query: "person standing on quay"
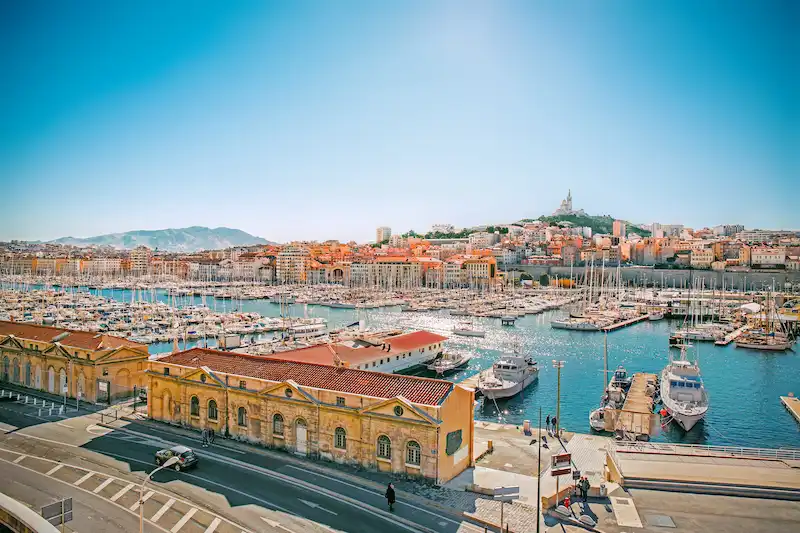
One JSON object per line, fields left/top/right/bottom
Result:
{"left": 546, "top": 414, "right": 551, "bottom": 434}
{"left": 385, "top": 483, "right": 396, "bottom": 512}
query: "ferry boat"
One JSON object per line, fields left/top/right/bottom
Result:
{"left": 660, "top": 344, "right": 709, "bottom": 431}
{"left": 477, "top": 354, "right": 539, "bottom": 400}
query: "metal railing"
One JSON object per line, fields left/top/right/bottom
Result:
{"left": 614, "top": 440, "right": 800, "bottom": 461}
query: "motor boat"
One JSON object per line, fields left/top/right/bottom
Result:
{"left": 477, "top": 354, "right": 539, "bottom": 400}
{"left": 426, "top": 352, "right": 472, "bottom": 376}
{"left": 660, "top": 344, "right": 709, "bottom": 431}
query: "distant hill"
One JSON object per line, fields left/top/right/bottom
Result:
{"left": 520, "top": 214, "right": 651, "bottom": 237}
{"left": 47, "top": 227, "right": 273, "bottom": 252}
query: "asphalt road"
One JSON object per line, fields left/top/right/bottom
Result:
{"left": 0, "top": 394, "right": 481, "bottom": 533}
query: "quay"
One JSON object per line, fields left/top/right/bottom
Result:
{"left": 781, "top": 395, "right": 800, "bottom": 424}
{"left": 715, "top": 325, "right": 749, "bottom": 346}
{"left": 609, "top": 372, "right": 658, "bottom": 438}
{"left": 601, "top": 313, "right": 650, "bottom": 332}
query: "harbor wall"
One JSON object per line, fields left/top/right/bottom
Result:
{"left": 504, "top": 265, "right": 800, "bottom": 291}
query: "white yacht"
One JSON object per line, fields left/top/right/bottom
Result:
{"left": 453, "top": 322, "right": 486, "bottom": 337}
{"left": 660, "top": 345, "right": 709, "bottom": 431}
{"left": 648, "top": 312, "right": 665, "bottom": 321}
{"left": 477, "top": 355, "right": 539, "bottom": 400}
{"left": 551, "top": 318, "right": 601, "bottom": 331}
{"left": 427, "top": 352, "right": 472, "bottom": 376}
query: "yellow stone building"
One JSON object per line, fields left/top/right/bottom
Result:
{"left": 0, "top": 321, "right": 149, "bottom": 403}
{"left": 147, "top": 348, "right": 475, "bottom": 483}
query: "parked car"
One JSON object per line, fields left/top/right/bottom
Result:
{"left": 154, "top": 445, "right": 198, "bottom": 471}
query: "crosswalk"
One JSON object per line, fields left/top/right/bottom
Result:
{"left": 0, "top": 446, "right": 255, "bottom": 533}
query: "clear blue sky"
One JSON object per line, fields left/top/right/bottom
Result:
{"left": 1, "top": 0, "right": 797, "bottom": 243}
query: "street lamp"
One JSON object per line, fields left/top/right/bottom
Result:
{"left": 140, "top": 456, "right": 179, "bottom": 533}
{"left": 552, "top": 360, "right": 565, "bottom": 436}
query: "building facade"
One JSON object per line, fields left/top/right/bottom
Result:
{"left": 0, "top": 322, "right": 149, "bottom": 403}
{"left": 130, "top": 246, "right": 152, "bottom": 275}
{"left": 147, "top": 348, "right": 474, "bottom": 484}
{"left": 376, "top": 227, "right": 392, "bottom": 244}
{"left": 276, "top": 246, "right": 311, "bottom": 284}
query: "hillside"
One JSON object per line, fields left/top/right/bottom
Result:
{"left": 522, "top": 214, "right": 651, "bottom": 237}
{"left": 48, "top": 226, "right": 273, "bottom": 252}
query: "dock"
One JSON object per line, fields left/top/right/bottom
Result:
{"left": 602, "top": 314, "right": 650, "bottom": 332}
{"left": 459, "top": 372, "right": 483, "bottom": 392}
{"left": 607, "top": 373, "right": 659, "bottom": 438}
{"left": 781, "top": 395, "right": 800, "bottom": 424}
{"left": 715, "top": 325, "right": 749, "bottom": 346}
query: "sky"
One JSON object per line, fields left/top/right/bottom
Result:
{"left": 1, "top": 0, "right": 797, "bottom": 243}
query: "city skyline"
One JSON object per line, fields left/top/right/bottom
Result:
{"left": 2, "top": 1, "right": 797, "bottom": 243}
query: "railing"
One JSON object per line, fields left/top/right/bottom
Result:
{"left": 614, "top": 441, "right": 800, "bottom": 461}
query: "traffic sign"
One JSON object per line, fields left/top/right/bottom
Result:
{"left": 572, "top": 470, "right": 582, "bottom": 480}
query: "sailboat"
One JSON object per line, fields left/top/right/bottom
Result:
{"left": 660, "top": 343, "right": 709, "bottom": 431}
{"left": 589, "top": 333, "right": 629, "bottom": 431}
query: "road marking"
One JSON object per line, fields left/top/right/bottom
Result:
{"left": 86, "top": 424, "right": 113, "bottom": 436}
{"left": 93, "top": 477, "right": 114, "bottom": 493}
{"left": 130, "top": 490, "right": 155, "bottom": 511}
{"left": 14, "top": 432, "right": 79, "bottom": 448}
{"left": 283, "top": 464, "right": 463, "bottom": 526}
{"left": 110, "top": 482, "right": 135, "bottom": 502}
{"left": 74, "top": 471, "right": 94, "bottom": 486}
{"left": 12, "top": 454, "right": 26, "bottom": 464}
{"left": 56, "top": 422, "right": 73, "bottom": 429}
{"left": 260, "top": 517, "right": 297, "bottom": 532}
{"left": 170, "top": 507, "right": 197, "bottom": 532}
{"left": 46, "top": 464, "right": 63, "bottom": 475}
{"left": 299, "top": 499, "right": 337, "bottom": 515}
{"left": 151, "top": 498, "right": 175, "bottom": 522}
{"left": 203, "top": 517, "right": 221, "bottom": 533}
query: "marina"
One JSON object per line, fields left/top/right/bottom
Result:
{"left": 0, "top": 279, "right": 798, "bottom": 449}
{"left": 782, "top": 395, "right": 800, "bottom": 425}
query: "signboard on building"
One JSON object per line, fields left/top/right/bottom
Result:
{"left": 551, "top": 452, "right": 572, "bottom": 476}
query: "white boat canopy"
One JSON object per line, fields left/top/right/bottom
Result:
{"left": 739, "top": 302, "right": 761, "bottom": 314}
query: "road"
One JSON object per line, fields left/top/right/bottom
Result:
{"left": 0, "top": 393, "right": 482, "bottom": 533}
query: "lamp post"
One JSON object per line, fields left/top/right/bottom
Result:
{"left": 140, "top": 456, "right": 179, "bottom": 533}
{"left": 552, "top": 360, "right": 565, "bottom": 436}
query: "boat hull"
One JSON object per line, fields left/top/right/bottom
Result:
{"left": 453, "top": 330, "right": 485, "bottom": 337}
{"left": 735, "top": 341, "right": 792, "bottom": 351}
{"left": 481, "top": 372, "right": 538, "bottom": 400}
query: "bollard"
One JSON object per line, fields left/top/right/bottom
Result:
{"left": 49, "top": 407, "right": 53, "bottom": 416}
{"left": 59, "top": 406, "right": 64, "bottom": 415}
{"left": 24, "top": 396, "right": 29, "bottom": 404}
{"left": 38, "top": 409, "right": 42, "bottom": 417}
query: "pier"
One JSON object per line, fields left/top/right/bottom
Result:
{"left": 781, "top": 395, "right": 800, "bottom": 425}
{"left": 715, "top": 325, "right": 749, "bottom": 346}
{"left": 607, "top": 372, "right": 658, "bottom": 438}
{"left": 459, "top": 373, "right": 483, "bottom": 393}
{"left": 601, "top": 314, "right": 650, "bottom": 332}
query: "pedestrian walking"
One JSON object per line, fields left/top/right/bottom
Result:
{"left": 580, "top": 477, "right": 589, "bottom": 502}
{"left": 552, "top": 416, "right": 558, "bottom": 435}
{"left": 546, "top": 414, "right": 551, "bottom": 432}
{"left": 209, "top": 427, "right": 215, "bottom": 445}
{"left": 385, "top": 483, "right": 396, "bottom": 512}
{"left": 201, "top": 428, "right": 208, "bottom": 448}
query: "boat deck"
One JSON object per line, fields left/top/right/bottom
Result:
{"left": 781, "top": 395, "right": 800, "bottom": 425}
{"left": 459, "top": 372, "right": 484, "bottom": 392}
{"left": 715, "top": 325, "right": 749, "bottom": 346}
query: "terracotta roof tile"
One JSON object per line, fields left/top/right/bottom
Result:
{"left": 0, "top": 321, "right": 147, "bottom": 352}
{"left": 159, "top": 348, "right": 453, "bottom": 405}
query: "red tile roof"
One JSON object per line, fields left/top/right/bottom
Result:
{"left": 159, "top": 347, "right": 454, "bottom": 405}
{"left": 0, "top": 321, "right": 147, "bottom": 352}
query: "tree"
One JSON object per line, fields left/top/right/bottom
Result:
{"left": 539, "top": 274, "right": 550, "bottom": 286}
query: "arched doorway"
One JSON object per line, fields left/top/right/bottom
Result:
{"left": 12, "top": 358, "right": 20, "bottom": 383}
{"left": 115, "top": 368, "right": 131, "bottom": 400}
{"left": 295, "top": 418, "right": 308, "bottom": 455}
{"left": 47, "top": 367, "right": 55, "bottom": 393}
{"left": 24, "top": 362, "right": 31, "bottom": 387}
{"left": 1, "top": 356, "right": 8, "bottom": 381}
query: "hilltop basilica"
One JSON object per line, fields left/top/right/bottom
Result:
{"left": 552, "top": 190, "right": 586, "bottom": 216}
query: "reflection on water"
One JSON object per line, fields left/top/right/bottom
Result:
{"left": 24, "top": 287, "right": 800, "bottom": 448}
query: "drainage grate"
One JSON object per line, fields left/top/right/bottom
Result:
{"left": 645, "top": 514, "right": 676, "bottom": 528}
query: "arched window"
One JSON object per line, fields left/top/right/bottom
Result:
{"left": 12, "top": 358, "right": 20, "bottom": 383}
{"left": 377, "top": 435, "right": 391, "bottom": 459}
{"left": 273, "top": 413, "right": 284, "bottom": 435}
{"left": 24, "top": 362, "right": 31, "bottom": 387}
{"left": 334, "top": 427, "right": 346, "bottom": 450}
{"left": 190, "top": 396, "right": 200, "bottom": 417}
{"left": 1, "top": 356, "right": 8, "bottom": 381}
{"left": 237, "top": 407, "right": 247, "bottom": 427}
{"left": 208, "top": 399, "right": 219, "bottom": 421}
{"left": 406, "top": 440, "right": 421, "bottom": 466}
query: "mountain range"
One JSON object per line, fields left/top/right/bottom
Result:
{"left": 47, "top": 227, "right": 273, "bottom": 252}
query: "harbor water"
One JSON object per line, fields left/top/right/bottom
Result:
{"left": 16, "top": 286, "right": 800, "bottom": 449}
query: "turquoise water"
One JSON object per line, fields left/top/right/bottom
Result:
{"left": 13, "top": 286, "right": 800, "bottom": 449}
